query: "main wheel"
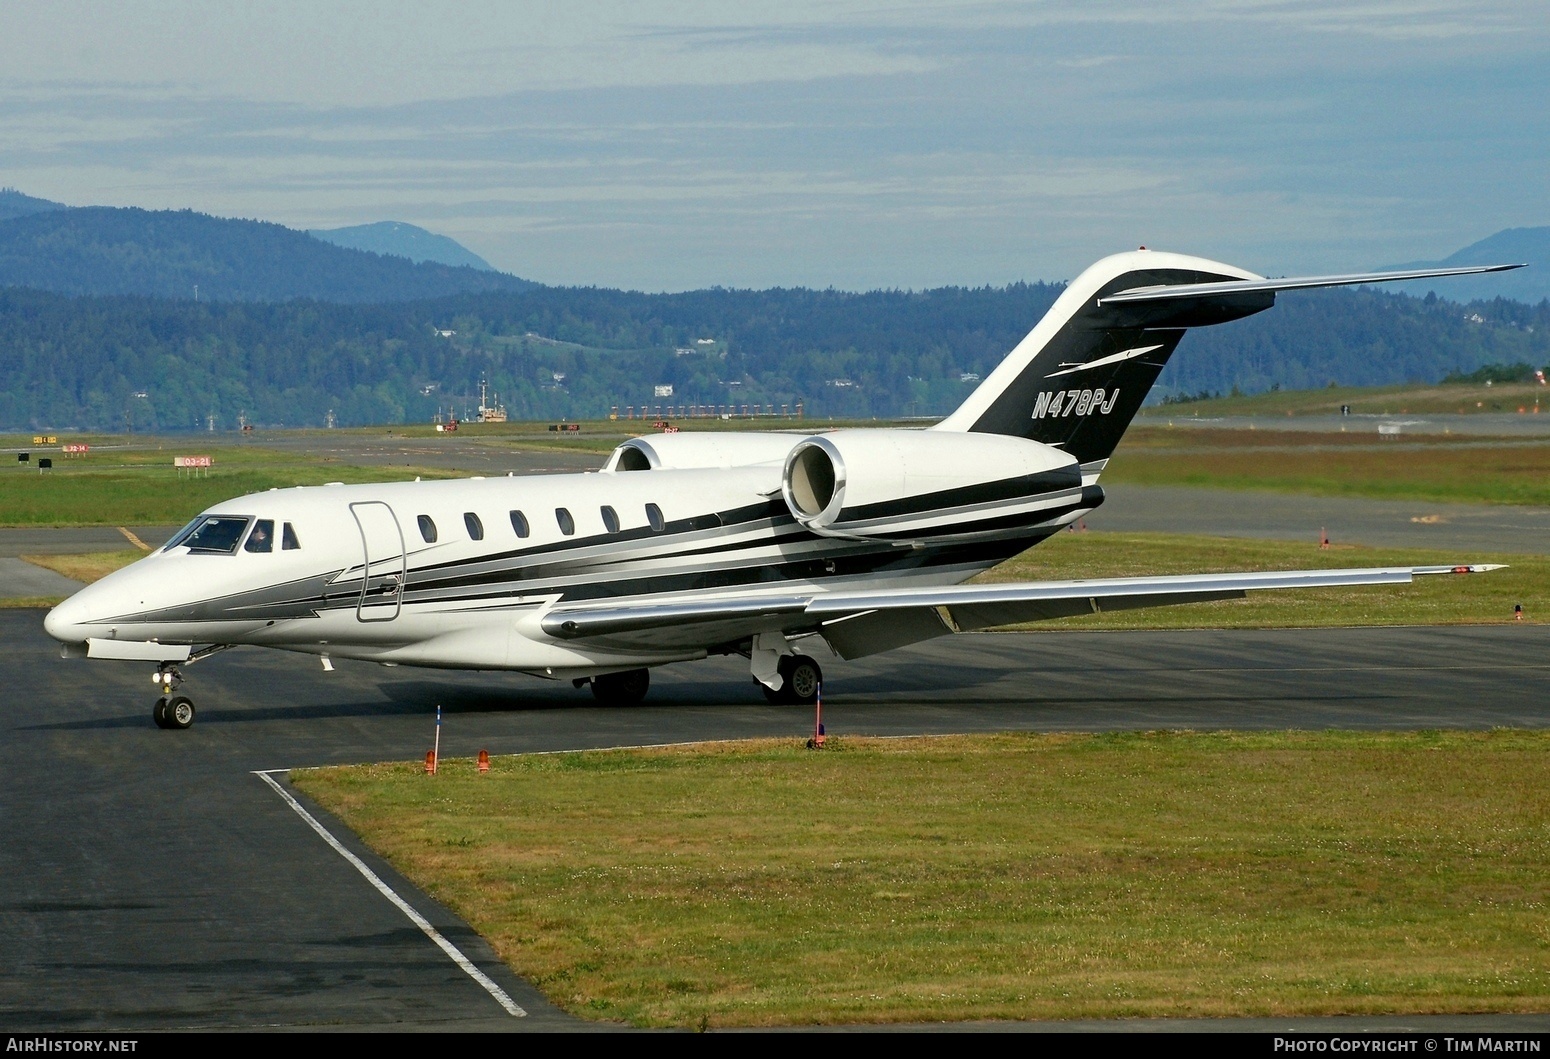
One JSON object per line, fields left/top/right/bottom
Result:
{"left": 780, "top": 655, "right": 822, "bottom": 706}
{"left": 164, "top": 695, "right": 196, "bottom": 729}
{"left": 590, "top": 668, "right": 650, "bottom": 705}
{"left": 760, "top": 655, "right": 822, "bottom": 706}
{"left": 152, "top": 697, "right": 170, "bottom": 729}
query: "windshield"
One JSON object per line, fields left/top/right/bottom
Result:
{"left": 181, "top": 516, "right": 252, "bottom": 555}
{"left": 162, "top": 517, "right": 204, "bottom": 552}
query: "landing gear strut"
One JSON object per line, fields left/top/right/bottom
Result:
{"left": 151, "top": 666, "right": 196, "bottom": 729}
{"left": 590, "top": 668, "right": 651, "bottom": 705}
{"left": 759, "top": 654, "right": 822, "bottom": 706}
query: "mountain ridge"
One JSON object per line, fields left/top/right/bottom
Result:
{"left": 0, "top": 203, "right": 533, "bottom": 303}
{"left": 1383, "top": 227, "right": 1549, "bottom": 303}
{"left": 308, "top": 220, "right": 494, "bottom": 271}
{"left": 0, "top": 188, "right": 67, "bottom": 222}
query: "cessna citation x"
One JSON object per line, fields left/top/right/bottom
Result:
{"left": 44, "top": 250, "right": 1520, "bottom": 728}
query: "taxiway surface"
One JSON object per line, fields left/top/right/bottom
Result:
{"left": 7, "top": 610, "right": 1550, "bottom": 1031}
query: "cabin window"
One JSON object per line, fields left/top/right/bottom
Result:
{"left": 510, "top": 510, "right": 530, "bottom": 538}
{"left": 601, "top": 505, "right": 620, "bottom": 533}
{"left": 243, "top": 519, "right": 275, "bottom": 553}
{"left": 282, "top": 522, "right": 301, "bottom": 550}
{"left": 646, "top": 503, "right": 665, "bottom": 533}
{"left": 418, "top": 514, "right": 438, "bottom": 543}
{"left": 555, "top": 507, "right": 575, "bottom": 536}
{"left": 182, "top": 516, "right": 251, "bottom": 555}
{"left": 464, "top": 512, "right": 484, "bottom": 541}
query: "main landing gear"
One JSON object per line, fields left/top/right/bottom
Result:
{"left": 151, "top": 666, "right": 195, "bottom": 730}
{"left": 589, "top": 668, "right": 651, "bottom": 706}
{"left": 760, "top": 654, "right": 822, "bottom": 706}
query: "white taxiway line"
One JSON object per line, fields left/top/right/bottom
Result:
{"left": 253, "top": 768, "right": 527, "bottom": 1018}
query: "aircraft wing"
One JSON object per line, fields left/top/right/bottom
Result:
{"left": 541, "top": 564, "right": 1502, "bottom": 657}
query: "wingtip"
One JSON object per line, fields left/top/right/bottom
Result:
{"left": 1413, "top": 563, "right": 1508, "bottom": 575}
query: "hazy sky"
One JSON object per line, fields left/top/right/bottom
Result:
{"left": 1, "top": 1, "right": 1546, "bottom": 289}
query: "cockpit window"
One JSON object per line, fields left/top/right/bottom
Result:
{"left": 162, "top": 517, "right": 204, "bottom": 552}
{"left": 243, "top": 519, "right": 275, "bottom": 553}
{"left": 182, "top": 516, "right": 251, "bottom": 555}
{"left": 282, "top": 522, "right": 301, "bottom": 550}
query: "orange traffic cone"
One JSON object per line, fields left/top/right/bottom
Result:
{"left": 425, "top": 749, "right": 437, "bottom": 774}
{"left": 478, "top": 749, "right": 490, "bottom": 774}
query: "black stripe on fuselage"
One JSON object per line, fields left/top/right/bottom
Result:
{"left": 836, "top": 468, "right": 1081, "bottom": 523}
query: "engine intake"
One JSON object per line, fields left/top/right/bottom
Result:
{"left": 781, "top": 429, "right": 1087, "bottom": 541}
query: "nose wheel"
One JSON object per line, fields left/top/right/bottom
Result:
{"left": 151, "top": 667, "right": 196, "bottom": 729}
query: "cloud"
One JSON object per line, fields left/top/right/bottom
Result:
{"left": 0, "top": 2, "right": 1546, "bottom": 288}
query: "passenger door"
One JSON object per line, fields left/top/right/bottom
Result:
{"left": 349, "top": 501, "right": 406, "bottom": 623}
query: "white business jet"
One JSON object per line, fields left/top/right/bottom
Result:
{"left": 44, "top": 250, "right": 1519, "bottom": 728}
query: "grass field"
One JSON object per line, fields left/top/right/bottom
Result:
{"left": 21, "top": 549, "right": 145, "bottom": 584}
{"left": 1139, "top": 381, "right": 1550, "bottom": 418}
{"left": 292, "top": 730, "right": 1550, "bottom": 1028}
{"left": 10, "top": 413, "right": 1550, "bottom": 527}
{"left": 1107, "top": 426, "right": 1550, "bottom": 507}
{"left": 0, "top": 444, "right": 455, "bottom": 526}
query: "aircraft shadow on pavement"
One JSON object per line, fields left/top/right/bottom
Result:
{"left": 20, "top": 677, "right": 1400, "bottom": 731}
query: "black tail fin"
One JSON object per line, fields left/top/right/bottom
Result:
{"left": 934, "top": 250, "right": 1271, "bottom": 467}
{"left": 936, "top": 251, "right": 1524, "bottom": 469}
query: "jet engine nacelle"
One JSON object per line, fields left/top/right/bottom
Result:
{"left": 781, "top": 429, "right": 1085, "bottom": 541}
{"left": 605, "top": 431, "right": 809, "bottom": 472}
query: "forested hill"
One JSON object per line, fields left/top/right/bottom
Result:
{"left": 0, "top": 206, "right": 535, "bottom": 303}
{"left": 0, "top": 188, "right": 66, "bottom": 222}
{"left": 3, "top": 281, "right": 1548, "bottom": 431}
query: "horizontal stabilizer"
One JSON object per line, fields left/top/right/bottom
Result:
{"left": 1098, "top": 263, "right": 1524, "bottom": 305}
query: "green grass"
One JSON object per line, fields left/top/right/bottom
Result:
{"left": 293, "top": 730, "right": 1550, "bottom": 1027}
{"left": 1107, "top": 426, "right": 1550, "bottom": 506}
{"left": 1139, "top": 381, "right": 1550, "bottom": 418}
{"left": 0, "top": 445, "right": 455, "bottom": 526}
{"left": 20, "top": 549, "right": 144, "bottom": 584}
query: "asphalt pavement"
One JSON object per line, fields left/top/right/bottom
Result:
{"left": 7, "top": 610, "right": 1550, "bottom": 1031}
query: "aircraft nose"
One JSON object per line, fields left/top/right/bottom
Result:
{"left": 44, "top": 592, "right": 90, "bottom": 644}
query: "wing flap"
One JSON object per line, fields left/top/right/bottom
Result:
{"left": 541, "top": 595, "right": 810, "bottom": 640}
{"left": 944, "top": 589, "right": 1247, "bottom": 633}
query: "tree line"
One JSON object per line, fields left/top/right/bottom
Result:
{"left": 2, "top": 282, "right": 1547, "bottom": 431}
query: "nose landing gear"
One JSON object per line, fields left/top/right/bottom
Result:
{"left": 145, "top": 645, "right": 231, "bottom": 730}
{"left": 151, "top": 666, "right": 196, "bottom": 729}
